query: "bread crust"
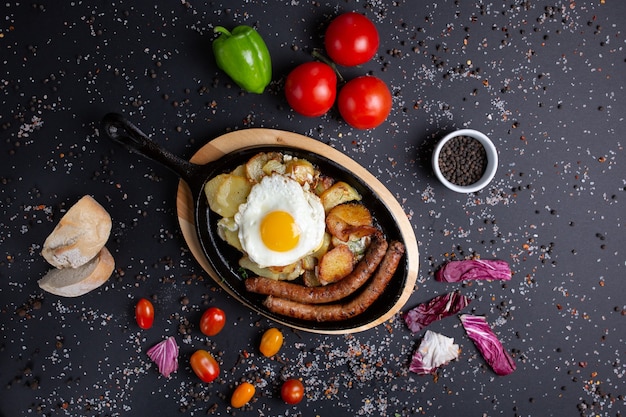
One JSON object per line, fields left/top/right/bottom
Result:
{"left": 42, "top": 195, "right": 112, "bottom": 268}
{"left": 38, "top": 247, "right": 115, "bottom": 297}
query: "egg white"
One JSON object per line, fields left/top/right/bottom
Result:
{"left": 234, "top": 174, "right": 325, "bottom": 268}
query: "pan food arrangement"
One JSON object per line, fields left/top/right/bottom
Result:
{"left": 5, "top": 2, "right": 626, "bottom": 416}
{"left": 102, "top": 114, "right": 419, "bottom": 334}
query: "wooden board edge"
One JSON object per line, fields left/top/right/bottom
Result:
{"left": 175, "top": 128, "right": 420, "bottom": 334}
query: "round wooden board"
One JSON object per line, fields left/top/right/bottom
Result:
{"left": 176, "top": 128, "right": 419, "bottom": 334}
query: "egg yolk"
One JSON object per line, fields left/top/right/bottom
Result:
{"left": 260, "top": 211, "right": 301, "bottom": 252}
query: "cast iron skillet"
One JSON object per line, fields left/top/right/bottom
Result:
{"left": 101, "top": 113, "right": 407, "bottom": 332}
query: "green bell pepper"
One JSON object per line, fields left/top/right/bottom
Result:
{"left": 212, "top": 25, "right": 272, "bottom": 94}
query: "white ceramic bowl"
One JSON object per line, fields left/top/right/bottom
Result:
{"left": 432, "top": 129, "right": 498, "bottom": 193}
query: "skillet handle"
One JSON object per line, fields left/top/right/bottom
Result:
{"left": 101, "top": 112, "right": 203, "bottom": 183}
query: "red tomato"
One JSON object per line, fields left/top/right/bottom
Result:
{"left": 325, "top": 12, "right": 379, "bottom": 67}
{"left": 281, "top": 379, "right": 304, "bottom": 404}
{"left": 190, "top": 349, "right": 220, "bottom": 383}
{"left": 199, "top": 307, "right": 226, "bottom": 336}
{"left": 338, "top": 76, "right": 392, "bottom": 129}
{"left": 135, "top": 298, "right": 154, "bottom": 329}
{"left": 285, "top": 62, "right": 337, "bottom": 117}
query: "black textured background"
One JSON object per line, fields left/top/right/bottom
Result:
{"left": 1, "top": 1, "right": 625, "bottom": 416}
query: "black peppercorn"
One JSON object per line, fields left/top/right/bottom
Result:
{"left": 438, "top": 135, "right": 487, "bottom": 186}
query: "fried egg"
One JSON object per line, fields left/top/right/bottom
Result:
{"left": 234, "top": 174, "right": 325, "bottom": 268}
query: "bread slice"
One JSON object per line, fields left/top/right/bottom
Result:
{"left": 42, "top": 195, "right": 112, "bottom": 268}
{"left": 38, "top": 247, "right": 115, "bottom": 297}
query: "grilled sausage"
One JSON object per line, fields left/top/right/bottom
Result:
{"left": 262, "top": 240, "right": 406, "bottom": 322}
{"left": 244, "top": 232, "right": 388, "bottom": 304}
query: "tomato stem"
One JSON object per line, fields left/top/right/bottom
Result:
{"left": 312, "top": 49, "right": 345, "bottom": 83}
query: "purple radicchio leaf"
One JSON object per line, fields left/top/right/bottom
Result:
{"left": 403, "top": 290, "right": 471, "bottom": 333}
{"left": 460, "top": 314, "right": 516, "bottom": 376}
{"left": 409, "top": 330, "right": 460, "bottom": 375}
{"left": 436, "top": 259, "right": 512, "bottom": 282}
{"left": 147, "top": 336, "right": 179, "bottom": 378}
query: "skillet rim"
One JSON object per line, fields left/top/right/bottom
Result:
{"left": 177, "top": 128, "right": 419, "bottom": 334}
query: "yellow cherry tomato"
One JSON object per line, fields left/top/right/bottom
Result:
{"left": 231, "top": 381, "right": 255, "bottom": 408}
{"left": 259, "top": 327, "right": 283, "bottom": 357}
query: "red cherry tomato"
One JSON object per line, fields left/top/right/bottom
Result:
{"left": 190, "top": 349, "right": 220, "bottom": 383}
{"left": 199, "top": 307, "right": 226, "bottom": 336}
{"left": 338, "top": 76, "right": 392, "bottom": 129}
{"left": 325, "top": 12, "right": 379, "bottom": 67}
{"left": 135, "top": 298, "right": 154, "bottom": 329}
{"left": 281, "top": 379, "right": 305, "bottom": 404}
{"left": 285, "top": 62, "right": 337, "bottom": 117}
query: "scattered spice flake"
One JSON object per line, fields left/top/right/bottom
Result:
{"left": 409, "top": 330, "right": 460, "bottom": 375}
{"left": 436, "top": 259, "right": 512, "bottom": 282}
{"left": 147, "top": 336, "right": 179, "bottom": 378}
{"left": 403, "top": 290, "right": 471, "bottom": 333}
{"left": 17, "top": 115, "right": 44, "bottom": 138}
{"left": 460, "top": 314, "right": 516, "bottom": 376}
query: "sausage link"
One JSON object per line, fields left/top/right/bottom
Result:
{"left": 263, "top": 240, "right": 406, "bottom": 322}
{"left": 244, "top": 232, "right": 388, "bottom": 304}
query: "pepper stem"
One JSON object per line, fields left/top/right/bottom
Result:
{"left": 214, "top": 26, "right": 232, "bottom": 38}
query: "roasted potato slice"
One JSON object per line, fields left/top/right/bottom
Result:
{"left": 301, "top": 256, "right": 322, "bottom": 286}
{"left": 204, "top": 174, "right": 249, "bottom": 217}
{"left": 318, "top": 244, "right": 356, "bottom": 285}
{"left": 231, "top": 163, "right": 246, "bottom": 177}
{"left": 217, "top": 175, "right": 252, "bottom": 215}
{"left": 310, "top": 232, "right": 332, "bottom": 260}
{"left": 285, "top": 158, "right": 316, "bottom": 185}
{"left": 217, "top": 220, "right": 243, "bottom": 252}
{"left": 312, "top": 175, "right": 335, "bottom": 196}
{"left": 320, "top": 181, "right": 362, "bottom": 212}
{"left": 239, "top": 257, "right": 303, "bottom": 281}
{"left": 326, "top": 202, "right": 377, "bottom": 241}
{"left": 301, "top": 254, "right": 317, "bottom": 271}
{"left": 262, "top": 158, "right": 286, "bottom": 176}
{"left": 204, "top": 173, "right": 227, "bottom": 214}
{"left": 245, "top": 152, "right": 282, "bottom": 182}
{"left": 204, "top": 173, "right": 252, "bottom": 218}
{"left": 302, "top": 269, "right": 322, "bottom": 287}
